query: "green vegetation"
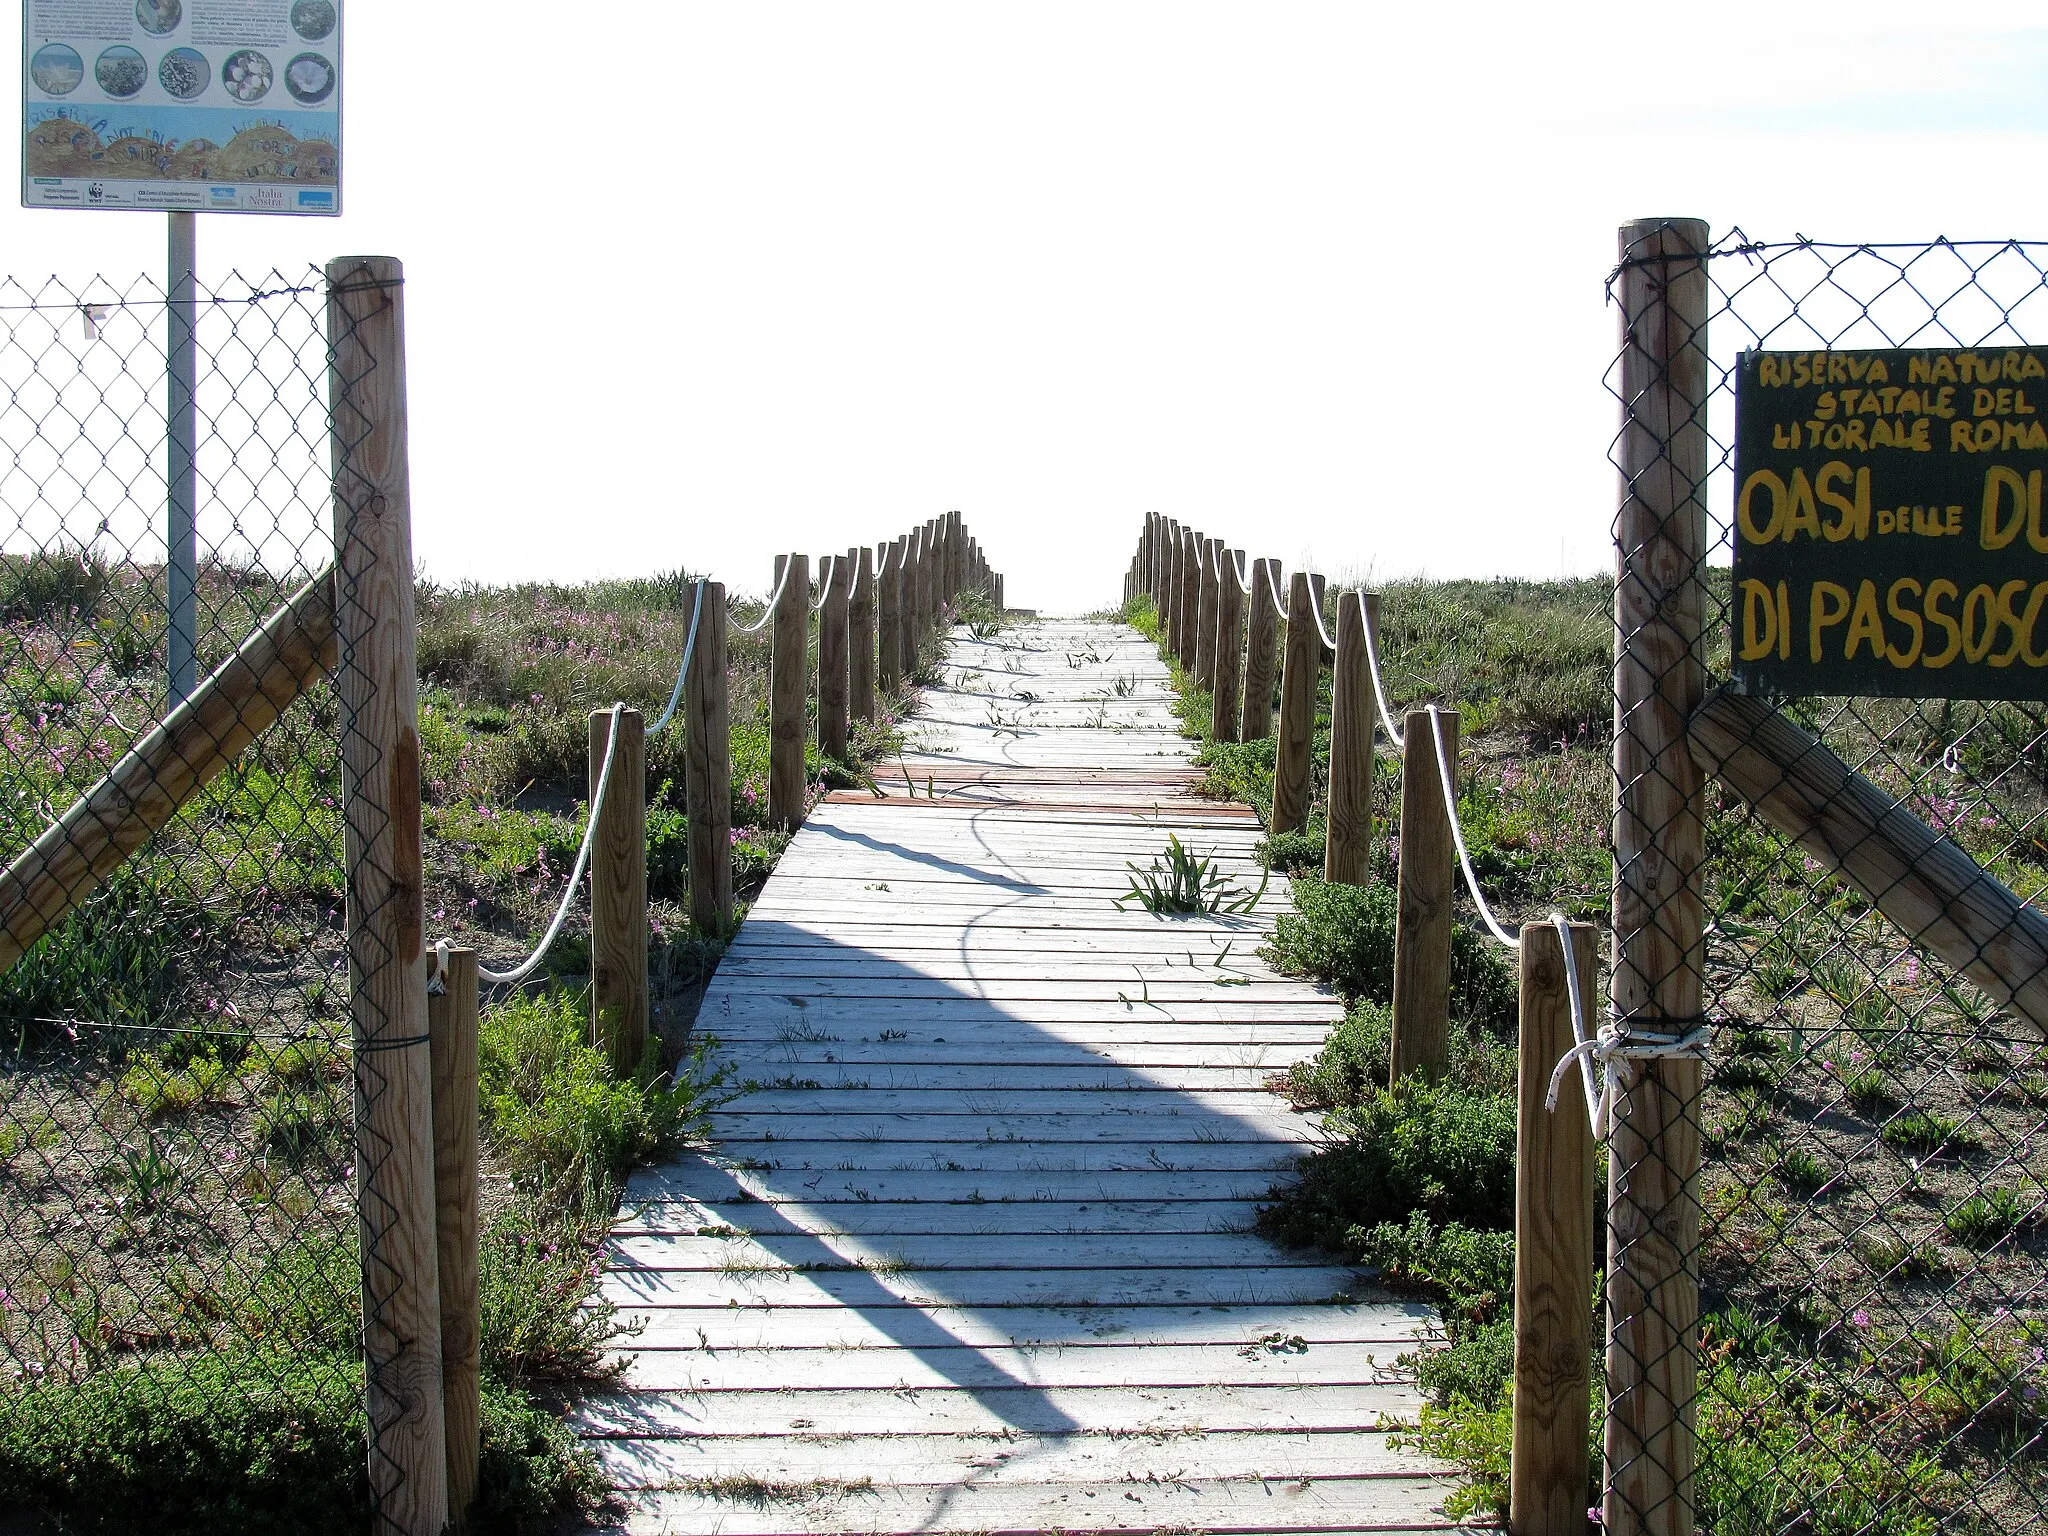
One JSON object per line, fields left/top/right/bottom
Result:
{"left": 1124, "top": 570, "right": 2048, "bottom": 1529}
{"left": 1, "top": 563, "right": 935, "bottom": 1528}
{"left": 1117, "top": 833, "right": 1269, "bottom": 915}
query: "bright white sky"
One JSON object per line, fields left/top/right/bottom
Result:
{"left": 8, "top": 2, "right": 2048, "bottom": 612}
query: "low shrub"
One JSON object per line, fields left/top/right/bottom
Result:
{"left": 1264, "top": 876, "right": 1517, "bottom": 1029}
{"left": 1257, "top": 1076, "right": 1515, "bottom": 1254}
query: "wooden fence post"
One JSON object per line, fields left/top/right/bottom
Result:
{"left": 1195, "top": 538, "right": 1220, "bottom": 688}
{"left": 993, "top": 571, "right": 1004, "bottom": 613}
{"left": 770, "top": 553, "right": 809, "bottom": 830}
{"left": 1391, "top": 706, "right": 1456, "bottom": 1082}
{"left": 428, "top": 945, "right": 480, "bottom": 1535}
{"left": 1242, "top": 558, "right": 1279, "bottom": 741}
{"left": 590, "top": 707, "right": 647, "bottom": 1072}
{"left": 850, "top": 546, "right": 875, "bottom": 722}
{"left": 1514, "top": 919, "right": 1599, "bottom": 1536}
{"left": 879, "top": 539, "right": 904, "bottom": 693}
{"left": 1310, "top": 571, "right": 1331, "bottom": 662}
{"left": 1271, "top": 569, "right": 1319, "bottom": 834}
{"left": 910, "top": 524, "right": 931, "bottom": 655}
{"left": 1607, "top": 214, "right": 1710, "bottom": 1536}
{"left": 1160, "top": 519, "right": 1180, "bottom": 649}
{"left": 1209, "top": 548, "right": 1245, "bottom": 743}
{"left": 1324, "top": 591, "right": 1375, "bottom": 885}
{"left": 1177, "top": 525, "right": 1201, "bottom": 670}
{"left": 685, "top": 581, "right": 732, "bottom": 931}
{"left": 950, "top": 509, "right": 967, "bottom": 598}
{"left": 326, "top": 252, "right": 447, "bottom": 1536}
{"left": 819, "top": 554, "right": 849, "bottom": 760}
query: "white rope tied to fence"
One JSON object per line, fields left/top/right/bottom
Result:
{"left": 1232, "top": 549, "right": 1252, "bottom": 595}
{"left": 647, "top": 578, "right": 707, "bottom": 737}
{"left": 478, "top": 702, "right": 626, "bottom": 987}
{"left": 730, "top": 557, "right": 797, "bottom": 635}
{"left": 1428, "top": 703, "right": 1522, "bottom": 950}
{"left": 1359, "top": 606, "right": 1405, "bottom": 749}
{"left": 1308, "top": 584, "right": 1336, "bottom": 653}
{"left": 810, "top": 553, "right": 836, "bottom": 613}
{"left": 1541, "top": 911, "right": 1713, "bottom": 1138}
{"left": 1263, "top": 557, "right": 1287, "bottom": 616}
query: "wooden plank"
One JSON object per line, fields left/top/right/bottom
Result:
{"left": 0, "top": 570, "right": 337, "bottom": 969}
{"left": 712, "top": 1066, "right": 1298, "bottom": 1092}
{"left": 598, "top": 1301, "right": 1430, "bottom": 1351}
{"left": 622, "top": 1164, "right": 1291, "bottom": 1205}
{"left": 604, "top": 1475, "right": 1458, "bottom": 1535}
{"left": 650, "top": 1141, "right": 1304, "bottom": 1173}
{"left": 576, "top": 1381, "right": 1428, "bottom": 1438}
{"left": 614, "top": 1198, "right": 1269, "bottom": 1237}
{"left": 694, "top": 1000, "right": 1337, "bottom": 1024}
{"left": 607, "top": 1231, "right": 1334, "bottom": 1273}
{"left": 598, "top": 1428, "right": 1440, "bottom": 1488}
{"left": 703, "top": 1110, "right": 1316, "bottom": 1145}
{"left": 600, "top": 1263, "right": 1365, "bottom": 1316}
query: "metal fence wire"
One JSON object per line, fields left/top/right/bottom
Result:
{"left": 1606, "top": 230, "right": 2048, "bottom": 1535}
{"left": 0, "top": 268, "right": 404, "bottom": 1524}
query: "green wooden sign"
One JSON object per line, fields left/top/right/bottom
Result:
{"left": 1733, "top": 346, "right": 2048, "bottom": 699}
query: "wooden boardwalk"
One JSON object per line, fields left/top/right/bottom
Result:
{"left": 582, "top": 620, "right": 1456, "bottom": 1534}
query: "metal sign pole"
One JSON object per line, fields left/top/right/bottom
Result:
{"left": 166, "top": 210, "right": 197, "bottom": 704}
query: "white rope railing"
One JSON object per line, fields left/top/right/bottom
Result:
{"left": 810, "top": 553, "right": 836, "bottom": 613}
{"left": 1308, "top": 588, "right": 1336, "bottom": 653}
{"left": 1263, "top": 557, "right": 1287, "bottom": 616}
{"left": 730, "top": 556, "right": 797, "bottom": 635}
{"left": 647, "top": 578, "right": 707, "bottom": 737}
{"left": 1232, "top": 550, "right": 1252, "bottom": 595}
{"left": 1428, "top": 703, "right": 1521, "bottom": 950}
{"left": 1359, "top": 608, "right": 1406, "bottom": 749}
{"left": 479, "top": 702, "right": 626, "bottom": 987}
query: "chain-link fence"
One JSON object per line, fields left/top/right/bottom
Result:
{"left": 0, "top": 266, "right": 412, "bottom": 1526}
{"left": 1606, "top": 230, "right": 2048, "bottom": 1535}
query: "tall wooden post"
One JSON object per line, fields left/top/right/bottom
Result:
{"left": 428, "top": 945, "right": 480, "bottom": 1535}
{"left": 911, "top": 524, "right": 932, "bottom": 654}
{"left": 849, "top": 546, "right": 876, "bottom": 721}
{"left": 1160, "top": 519, "right": 1181, "bottom": 648}
{"left": 819, "top": 554, "right": 850, "bottom": 760}
{"left": 1514, "top": 919, "right": 1600, "bottom": 1536}
{"left": 1271, "top": 570, "right": 1318, "bottom": 834}
{"left": 879, "top": 539, "right": 904, "bottom": 694}
{"left": 949, "top": 509, "right": 967, "bottom": 598}
{"left": 1195, "top": 538, "right": 1221, "bottom": 688}
{"left": 1209, "top": 548, "right": 1245, "bottom": 743}
{"left": 1309, "top": 572, "right": 1331, "bottom": 662}
{"left": 1177, "top": 525, "right": 1201, "bottom": 670}
{"left": 1324, "top": 591, "right": 1375, "bottom": 885}
{"left": 1391, "top": 707, "right": 1455, "bottom": 1082}
{"left": 590, "top": 707, "right": 646, "bottom": 1072}
{"left": 1242, "top": 558, "right": 1279, "bottom": 741}
{"left": 993, "top": 571, "right": 1004, "bottom": 612}
{"left": 770, "top": 553, "right": 809, "bottom": 830}
{"left": 327, "top": 253, "right": 447, "bottom": 1536}
{"left": 1607, "top": 215, "right": 1710, "bottom": 1536}
{"left": 684, "top": 582, "right": 732, "bottom": 931}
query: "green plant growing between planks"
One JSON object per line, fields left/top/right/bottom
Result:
{"left": 1116, "top": 833, "right": 1269, "bottom": 915}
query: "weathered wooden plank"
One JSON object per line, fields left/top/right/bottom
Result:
{"left": 607, "top": 1230, "right": 1334, "bottom": 1273}
{"left": 713, "top": 1065, "right": 1298, "bottom": 1092}
{"left": 613, "top": 1196, "right": 1268, "bottom": 1237}
{"left": 599, "top": 1263, "right": 1361, "bottom": 1312}
{"left": 602, "top": 1475, "right": 1458, "bottom": 1535}
{"left": 679, "top": 1141, "right": 1305, "bottom": 1173}
{"left": 621, "top": 1164, "right": 1290, "bottom": 1206}
{"left": 597, "top": 1428, "right": 1439, "bottom": 1487}
{"left": 577, "top": 1381, "right": 1424, "bottom": 1438}
{"left": 704, "top": 1110, "right": 1317, "bottom": 1144}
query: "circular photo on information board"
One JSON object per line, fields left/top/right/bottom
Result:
{"left": 290, "top": 0, "right": 336, "bottom": 41}
{"left": 95, "top": 46, "right": 148, "bottom": 98}
{"left": 136, "top": 0, "right": 182, "bottom": 35}
{"left": 222, "top": 49, "right": 272, "bottom": 101}
{"left": 158, "top": 48, "right": 208, "bottom": 98}
{"left": 30, "top": 45, "right": 85, "bottom": 96}
{"left": 284, "top": 52, "right": 335, "bottom": 105}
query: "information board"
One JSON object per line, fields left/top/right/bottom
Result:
{"left": 22, "top": 0, "right": 340, "bottom": 214}
{"left": 1732, "top": 347, "right": 2048, "bottom": 699}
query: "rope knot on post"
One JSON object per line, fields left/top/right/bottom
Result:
{"left": 1540, "top": 912, "right": 1714, "bottom": 1139}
